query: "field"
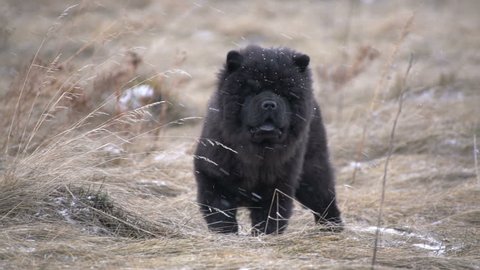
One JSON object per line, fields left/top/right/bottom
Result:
{"left": 0, "top": 0, "right": 479, "bottom": 269}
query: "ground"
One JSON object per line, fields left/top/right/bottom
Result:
{"left": 0, "top": 0, "right": 479, "bottom": 269}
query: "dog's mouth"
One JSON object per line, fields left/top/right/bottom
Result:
{"left": 249, "top": 122, "right": 283, "bottom": 142}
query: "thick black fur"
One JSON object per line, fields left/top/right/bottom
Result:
{"left": 194, "top": 45, "right": 342, "bottom": 235}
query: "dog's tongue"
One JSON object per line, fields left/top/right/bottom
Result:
{"left": 258, "top": 123, "right": 275, "bottom": 132}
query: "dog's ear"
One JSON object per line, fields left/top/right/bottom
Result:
{"left": 226, "top": 50, "right": 243, "bottom": 72}
{"left": 293, "top": 54, "right": 310, "bottom": 72}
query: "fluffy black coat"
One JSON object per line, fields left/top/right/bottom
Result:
{"left": 194, "top": 45, "right": 342, "bottom": 234}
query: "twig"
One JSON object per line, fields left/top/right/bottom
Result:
{"left": 371, "top": 54, "right": 414, "bottom": 269}
{"left": 474, "top": 134, "right": 479, "bottom": 185}
{"left": 351, "top": 13, "right": 415, "bottom": 185}
{"left": 265, "top": 189, "right": 278, "bottom": 234}
{"left": 5, "top": 38, "right": 46, "bottom": 156}
{"left": 5, "top": 3, "right": 80, "bottom": 157}
{"left": 264, "top": 188, "right": 339, "bottom": 234}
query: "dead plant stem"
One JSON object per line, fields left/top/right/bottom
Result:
{"left": 474, "top": 134, "right": 479, "bottom": 185}
{"left": 5, "top": 38, "right": 46, "bottom": 156}
{"left": 371, "top": 54, "right": 414, "bottom": 269}
{"left": 351, "top": 13, "right": 414, "bottom": 184}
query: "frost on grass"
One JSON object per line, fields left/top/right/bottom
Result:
{"left": 46, "top": 186, "right": 173, "bottom": 238}
{"left": 352, "top": 226, "right": 448, "bottom": 256}
{"left": 135, "top": 179, "right": 182, "bottom": 197}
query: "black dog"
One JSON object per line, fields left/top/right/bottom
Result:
{"left": 194, "top": 45, "right": 342, "bottom": 235}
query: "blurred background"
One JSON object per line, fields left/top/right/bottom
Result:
{"left": 0, "top": 0, "right": 479, "bottom": 269}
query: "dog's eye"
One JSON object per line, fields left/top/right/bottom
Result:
{"left": 246, "top": 79, "right": 261, "bottom": 91}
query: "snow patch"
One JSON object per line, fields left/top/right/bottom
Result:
{"left": 137, "top": 179, "right": 168, "bottom": 187}
{"left": 102, "top": 143, "right": 124, "bottom": 155}
{"left": 351, "top": 226, "right": 446, "bottom": 255}
{"left": 119, "top": 84, "right": 155, "bottom": 111}
{"left": 154, "top": 150, "right": 186, "bottom": 164}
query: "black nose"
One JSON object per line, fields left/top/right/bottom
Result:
{"left": 261, "top": 100, "right": 277, "bottom": 110}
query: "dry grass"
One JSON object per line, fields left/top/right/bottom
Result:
{"left": 1, "top": 0, "right": 479, "bottom": 269}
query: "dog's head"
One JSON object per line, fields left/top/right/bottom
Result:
{"left": 216, "top": 45, "right": 314, "bottom": 154}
